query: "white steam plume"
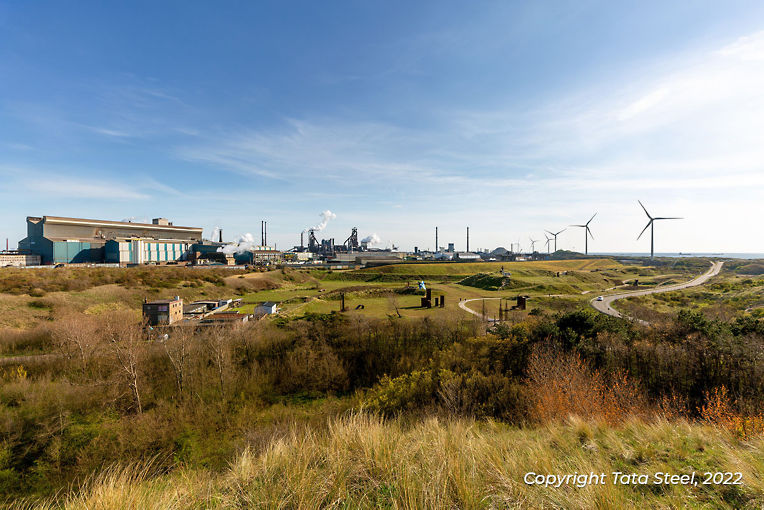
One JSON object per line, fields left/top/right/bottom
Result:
{"left": 361, "top": 233, "right": 381, "bottom": 246}
{"left": 210, "top": 226, "right": 221, "bottom": 241}
{"left": 121, "top": 216, "right": 149, "bottom": 224}
{"left": 217, "top": 233, "right": 258, "bottom": 256}
{"left": 303, "top": 210, "right": 336, "bottom": 233}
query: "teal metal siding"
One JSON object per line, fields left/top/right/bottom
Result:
{"left": 104, "top": 241, "right": 120, "bottom": 263}
{"left": 52, "top": 241, "right": 103, "bottom": 263}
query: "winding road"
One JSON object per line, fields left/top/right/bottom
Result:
{"left": 458, "top": 261, "right": 724, "bottom": 325}
{"left": 590, "top": 261, "right": 724, "bottom": 324}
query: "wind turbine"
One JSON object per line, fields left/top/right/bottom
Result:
{"left": 570, "top": 213, "right": 596, "bottom": 255}
{"left": 544, "top": 234, "right": 552, "bottom": 254}
{"left": 529, "top": 237, "right": 539, "bottom": 253}
{"left": 545, "top": 228, "right": 566, "bottom": 253}
{"left": 637, "top": 200, "right": 682, "bottom": 258}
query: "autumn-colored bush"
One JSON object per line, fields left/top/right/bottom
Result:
{"left": 700, "top": 386, "right": 764, "bottom": 440}
{"left": 525, "top": 346, "right": 649, "bottom": 424}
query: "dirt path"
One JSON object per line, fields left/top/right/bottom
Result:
{"left": 590, "top": 261, "right": 724, "bottom": 325}
{"left": 0, "top": 353, "right": 59, "bottom": 366}
{"left": 458, "top": 297, "right": 501, "bottom": 322}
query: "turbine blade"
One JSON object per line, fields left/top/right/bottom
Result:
{"left": 586, "top": 212, "right": 597, "bottom": 225}
{"left": 570, "top": 224, "right": 585, "bottom": 227}
{"left": 555, "top": 228, "right": 566, "bottom": 235}
{"left": 587, "top": 227, "right": 594, "bottom": 240}
{"left": 637, "top": 220, "right": 651, "bottom": 240}
{"left": 654, "top": 217, "right": 683, "bottom": 220}
{"left": 638, "top": 200, "right": 652, "bottom": 219}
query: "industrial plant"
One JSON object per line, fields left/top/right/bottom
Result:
{"left": 1, "top": 200, "right": 681, "bottom": 268}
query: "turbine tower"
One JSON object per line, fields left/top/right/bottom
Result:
{"left": 544, "top": 234, "right": 552, "bottom": 254}
{"left": 545, "top": 228, "right": 566, "bottom": 253}
{"left": 637, "top": 200, "right": 682, "bottom": 258}
{"left": 570, "top": 213, "right": 596, "bottom": 255}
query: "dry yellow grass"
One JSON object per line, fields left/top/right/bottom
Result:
{"left": 10, "top": 414, "right": 762, "bottom": 509}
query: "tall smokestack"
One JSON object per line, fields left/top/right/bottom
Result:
{"left": 466, "top": 227, "right": 470, "bottom": 252}
{"left": 219, "top": 229, "right": 223, "bottom": 243}
{"left": 435, "top": 226, "right": 438, "bottom": 253}
{"left": 264, "top": 221, "right": 267, "bottom": 247}
{"left": 301, "top": 231, "right": 304, "bottom": 249}
{"left": 261, "top": 221, "right": 264, "bottom": 246}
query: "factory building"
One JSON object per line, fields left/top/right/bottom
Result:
{"left": 235, "top": 249, "right": 282, "bottom": 265}
{"left": 105, "top": 239, "right": 194, "bottom": 264}
{"left": 190, "top": 242, "right": 283, "bottom": 266}
{"left": 19, "top": 216, "right": 202, "bottom": 265}
{"left": 0, "top": 251, "right": 41, "bottom": 267}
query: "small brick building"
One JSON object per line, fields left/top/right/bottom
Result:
{"left": 142, "top": 297, "right": 183, "bottom": 326}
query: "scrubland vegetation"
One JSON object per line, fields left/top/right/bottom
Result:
{"left": 1, "top": 262, "right": 762, "bottom": 507}
{"left": 620, "top": 265, "right": 763, "bottom": 322}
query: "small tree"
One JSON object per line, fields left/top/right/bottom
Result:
{"left": 162, "top": 326, "right": 194, "bottom": 401}
{"left": 52, "top": 313, "right": 99, "bottom": 378}
{"left": 104, "top": 312, "right": 144, "bottom": 414}
{"left": 204, "top": 325, "right": 232, "bottom": 401}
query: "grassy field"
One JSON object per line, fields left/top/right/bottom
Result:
{"left": 13, "top": 415, "right": 763, "bottom": 509}
{"left": 0, "top": 258, "right": 728, "bottom": 340}
{"left": 226, "top": 258, "right": 709, "bottom": 320}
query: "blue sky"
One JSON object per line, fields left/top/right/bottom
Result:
{"left": 1, "top": 1, "right": 763, "bottom": 253}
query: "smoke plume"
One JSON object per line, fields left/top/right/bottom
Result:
{"left": 217, "top": 233, "right": 258, "bottom": 256}
{"left": 361, "top": 233, "right": 381, "bottom": 246}
{"left": 303, "top": 210, "right": 336, "bottom": 233}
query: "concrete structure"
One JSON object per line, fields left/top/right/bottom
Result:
{"left": 255, "top": 302, "right": 278, "bottom": 315}
{"left": 19, "top": 216, "right": 202, "bottom": 264}
{"left": 142, "top": 297, "right": 184, "bottom": 326}
{"left": 0, "top": 251, "right": 41, "bottom": 267}
{"left": 455, "top": 252, "right": 482, "bottom": 261}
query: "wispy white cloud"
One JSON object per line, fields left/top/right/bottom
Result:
{"left": 172, "top": 30, "right": 764, "bottom": 251}
{"left": 715, "top": 30, "right": 764, "bottom": 61}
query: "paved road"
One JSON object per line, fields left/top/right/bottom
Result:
{"left": 590, "top": 261, "right": 724, "bottom": 325}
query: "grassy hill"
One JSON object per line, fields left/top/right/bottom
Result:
{"left": 348, "top": 258, "right": 623, "bottom": 277}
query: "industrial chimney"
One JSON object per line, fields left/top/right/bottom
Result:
{"left": 466, "top": 227, "right": 470, "bottom": 252}
{"left": 435, "top": 226, "right": 438, "bottom": 253}
{"left": 218, "top": 229, "right": 223, "bottom": 243}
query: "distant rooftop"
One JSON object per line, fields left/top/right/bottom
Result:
{"left": 30, "top": 215, "right": 202, "bottom": 232}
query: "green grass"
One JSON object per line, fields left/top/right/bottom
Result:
{"left": 350, "top": 258, "right": 624, "bottom": 275}
{"left": 223, "top": 259, "right": 710, "bottom": 320}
